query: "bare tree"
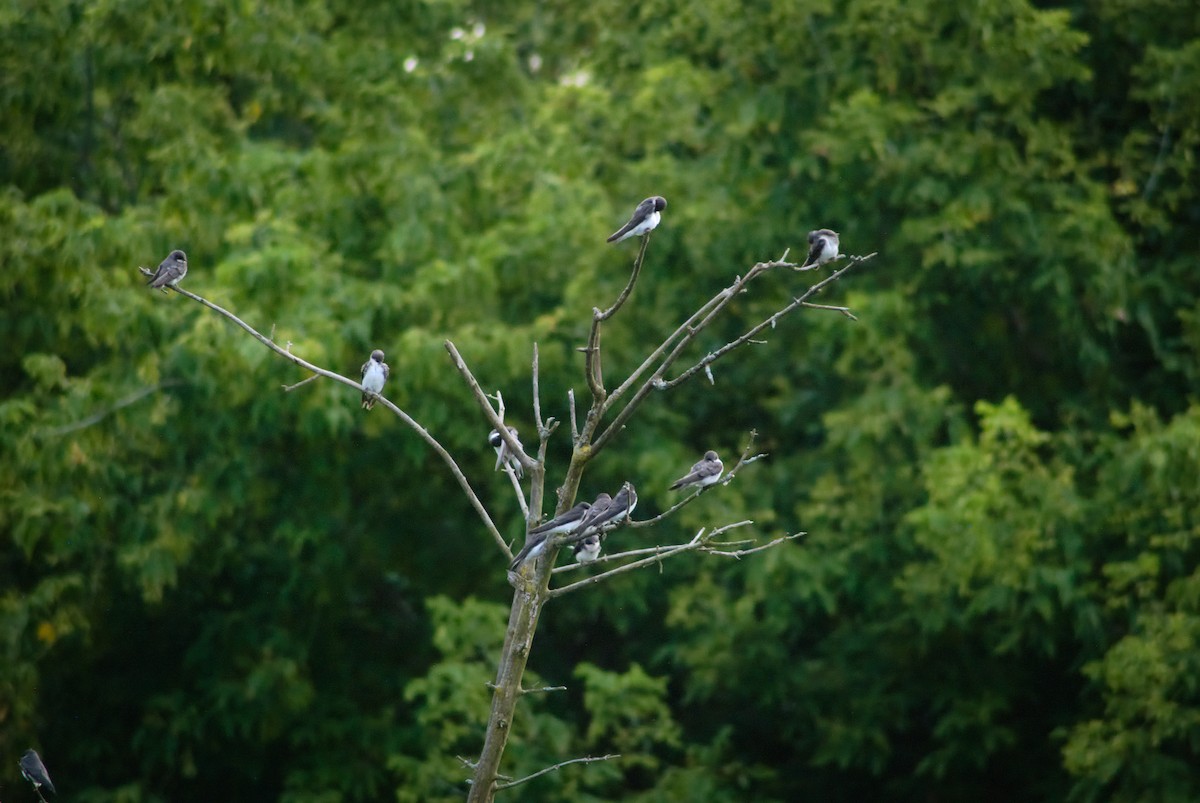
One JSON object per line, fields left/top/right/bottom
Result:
{"left": 141, "top": 237, "right": 874, "bottom": 800}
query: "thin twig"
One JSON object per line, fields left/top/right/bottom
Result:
{"left": 567, "top": 389, "right": 579, "bottom": 445}
{"left": 583, "top": 233, "right": 652, "bottom": 403}
{"left": 39, "top": 381, "right": 180, "bottom": 437}
{"left": 801, "top": 302, "right": 858, "bottom": 320}
{"left": 597, "top": 232, "right": 651, "bottom": 323}
{"left": 444, "top": 341, "right": 537, "bottom": 475}
{"left": 485, "top": 681, "right": 567, "bottom": 694}
{"left": 532, "top": 344, "right": 545, "bottom": 433}
{"left": 702, "top": 531, "right": 806, "bottom": 558}
{"left": 282, "top": 374, "right": 322, "bottom": 392}
{"left": 157, "top": 282, "right": 511, "bottom": 559}
{"left": 504, "top": 463, "right": 530, "bottom": 520}
{"left": 548, "top": 521, "right": 753, "bottom": 598}
{"left": 494, "top": 754, "right": 621, "bottom": 791}
{"left": 520, "top": 685, "right": 567, "bottom": 695}
{"left": 528, "top": 343, "right": 553, "bottom": 527}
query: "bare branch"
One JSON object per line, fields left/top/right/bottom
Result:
{"left": 601, "top": 289, "right": 728, "bottom": 415}
{"left": 702, "top": 531, "right": 806, "bottom": 558}
{"left": 519, "top": 684, "right": 567, "bottom": 695}
{"left": 157, "top": 283, "right": 511, "bottom": 559}
{"left": 531, "top": 344, "right": 545, "bottom": 433}
{"left": 567, "top": 389, "right": 579, "bottom": 445}
{"left": 548, "top": 521, "right": 754, "bottom": 598}
{"left": 485, "top": 681, "right": 567, "bottom": 695}
{"left": 504, "top": 463, "right": 530, "bottom": 520}
{"left": 282, "top": 374, "right": 322, "bottom": 392}
{"left": 589, "top": 253, "right": 795, "bottom": 455}
{"left": 444, "top": 341, "right": 537, "bottom": 474}
{"left": 660, "top": 253, "right": 876, "bottom": 391}
{"left": 597, "top": 232, "right": 651, "bottom": 324}
{"left": 591, "top": 252, "right": 875, "bottom": 456}
{"left": 583, "top": 232, "right": 652, "bottom": 403}
{"left": 801, "top": 301, "right": 858, "bottom": 321}
{"left": 526, "top": 343, "right": 554, "bottom": 527}
{"left": 39, "top": 381, "right": 180, "bottom": 437}
{"left": 551, "top": 539, "right": 739, "bottom": 574}
{"left": 494, "top": 754, "right": 621, "bottom": 792}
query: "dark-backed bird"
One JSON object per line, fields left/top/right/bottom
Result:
{"left": 799, "top": 229, "right": 839, "bottom": 270}
{"left": 571, "top": 483, "right": 637, "bottom": 540}
{"left": 20, "top": 748, "right": 56, "bottom": 796}
{"left": 489, "top": 426, "right": 525, "bottom": 478}
{"left": 360, "top": 349, "right": 389, "bottom": 410}
{"left": 146, "top": 249, "right": 188, "bottom": 292}
{"left": 508, "top": 502, "right": 592, "bottom": 571}
{"left": 668, "top": 450, "right": 724, "bottom": 491}
{"left": 607, "top": 196, "right": 667, "bottom": 243}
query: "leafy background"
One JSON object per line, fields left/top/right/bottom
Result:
{"left": 2, "top": 0, "right": 1198, "bottom": 800}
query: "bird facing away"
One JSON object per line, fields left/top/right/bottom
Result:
{"left": 360, "top": 349, "right": 389, "bottom": 410}
{"left": 571, "top": 483, "right": 638, "bottom": 541}
{"left": 607, "top": 196, "right": 667, "bottom": 243}
{"left": 20, "top": 748, "right": 55, "bottom": 796}
{"left": 799, "top": 229, "right": 840, "bottom": 270}
{"left": 508, "top": 502, "right": 592, "bottom": 571}
{"left": 489, "top": 426, "right": 525, "bottom": 479}
{"left": 146, "top": 249, "right": 188, "bottom": 292}
{"left": 574, "top": 534, "right": 602, "bottom": 563}
{"left": 668, "top": 450, "right": 724, "bottom": 491}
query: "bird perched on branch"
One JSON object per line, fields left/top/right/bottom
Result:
{"left": 489, "top": 426, "right": 525, "bottom": 478}
{"left": 799, "top": 229, "right": 839, "bottom": 270}
{"left": 574, "top": 534, "right": 602, "bottom": 563}
{"left": 668, "top": 450, "right": 724, "bottom": 491}
{"left": 20, "top": 748, "right": 56, "bottom": 798}
{"left": 509, "top": 501, "right": 592, "bottom": 570}
{"left": 360, "top": 349, "right": 389, "bottom": 410}
{"left": 571, "top": 483, "right": 638, "bottom": 539}
{"left": 146, "top": 249, "right": 188, "bottom": 292}
{"left": 607, "top": 196, "right": 667, "bottom": 243}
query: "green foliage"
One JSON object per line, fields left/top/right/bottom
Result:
{"left": 1, "top": 0, "right": 1199, "bottom": 799}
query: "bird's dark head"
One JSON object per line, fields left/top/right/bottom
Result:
{"left": 170, "top": 249, "right": 187, "bottom": 262}
{"left": 488, "top": 428, "right": 502, "bottom": 447}
{"left": 704, "top": 450, "right": 719, "bottom": 461}
{"left": 652, "top": 196, "right": 667, "bottom": 211}
{"left": 370, "top": 349, "right": 385, "bottom": 362}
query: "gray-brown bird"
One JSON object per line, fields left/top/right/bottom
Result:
{"left": 668, "top": 450, "right": 724, "bottom": 491}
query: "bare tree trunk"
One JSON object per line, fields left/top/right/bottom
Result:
{"left": 466, "top": 580, "right": 546, "bottom": 802}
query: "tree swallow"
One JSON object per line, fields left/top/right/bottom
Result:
{"left": 607, "top": 196, "right": 667, "bottom": 243}
{"left": 360, "top": 349, "right": 389, "bottom": 410}
{"left": 489, "top": 426, "right": 524, "bottom": 478}
{"left": 508, "top": 501, "right": 591, "bottom": 570}
{"left": 799, "top": 229, "right": 839, "bottom": 270}
{"left": 668, "top": 450, "right": 724, "bottom": 491}
{"left": 571, "top": 483, "right": 637, "bottom": 539}
{"left": 146, "top": 249, "right": 188, "bottom": 292}
{"left": 574, "top": 534, "right": 602, "bottom": 563}
{"left": 20, "top": 748, "right": 55, "bottom": 796}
